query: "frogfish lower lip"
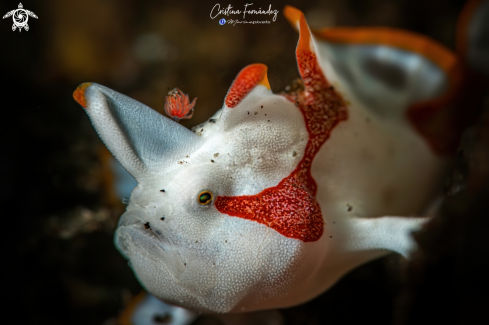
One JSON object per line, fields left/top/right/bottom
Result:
{"left": 115, "top": 209, "right": 186, "bottom": 279}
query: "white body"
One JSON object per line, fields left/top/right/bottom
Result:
{"left": 73, "top": 7, "right": 459, "bottom": 314}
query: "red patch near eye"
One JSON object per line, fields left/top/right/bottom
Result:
{"left": 215, "top": 14, "right": 348, "bottom": 242}
{"left": 225, "top": 64, "right": 269, "bottom": 108}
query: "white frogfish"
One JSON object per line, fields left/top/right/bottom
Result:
{"left": 73, "top": 4, "right": 487, "bottom": 314}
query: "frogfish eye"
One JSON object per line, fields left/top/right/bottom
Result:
{"left": 198, "top": 191, "right": 213, "bottom": 205}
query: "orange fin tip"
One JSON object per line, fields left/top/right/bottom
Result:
{"left": 73, "top": 82, "right": 93, "bottom": 108}
{"left": 225, "top": 64, "right": 270, "bottom": 108}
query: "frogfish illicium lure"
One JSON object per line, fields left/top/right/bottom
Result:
{"left": 164, "top": 88, "right": 197, "bottom": 121}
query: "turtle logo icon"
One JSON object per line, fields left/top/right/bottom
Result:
{"left": 3, "top": 3, "right": 38, "bottom": 32}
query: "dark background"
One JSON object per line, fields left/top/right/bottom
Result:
{"left": 2, "top": 0, "right": 488, "bottom": 324}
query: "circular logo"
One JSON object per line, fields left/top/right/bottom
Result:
{"left": 14, "top": 10, "right": 27, "bottom": 25}
{"left": 219, "top": 18, "right": 226, "bottom": 25}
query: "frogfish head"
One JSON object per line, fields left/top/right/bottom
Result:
{"left": 73, "top": 59, "right": 326, "bottom": 312}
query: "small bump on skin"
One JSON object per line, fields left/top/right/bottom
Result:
{"left": 144, "top": 222, "right": 151, "bottom": 229}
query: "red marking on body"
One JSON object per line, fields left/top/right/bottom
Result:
{"left": 73, "top": 82, "right": 92, "bottom": 108}
{"left": 164, "top": 88, "right": 197, "bottom": 121}
{"left": 225, "top": 64, "right": 269, "bottom": 108}
{"left": 215, "top": 13, "right": 348, "bottom": 242}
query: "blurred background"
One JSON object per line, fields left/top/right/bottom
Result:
{"left": 2, "top": 0, "right": 488, "bottom": 324}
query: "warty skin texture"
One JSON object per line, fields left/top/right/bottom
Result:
{"left": 73, "top": 6, "right": 467, "bottom": 314}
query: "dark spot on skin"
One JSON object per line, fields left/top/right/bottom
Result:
{"left": 347, "top": 204, "right": 353, "bottom": 212}
{"left": 333, "top": 221, "right": 336, "bottom": 224}
{"left": 186, "top": 155, "right": 189, "bottom": 158}
{"left": 292, "top": 151, "right": 297, "bottom": 157}
{"left": 214, "top": 153, "right": 219, "bottom": 157}
{"left": 160, "top": 217, "right": 165, "bottom": 221}
{"left": 195, "top": 241, "right": 198, "bottom": 243}
{"left": 209, "top": 119, "right": 217, "bottom": 123}
{"left": 160, "top": 189, "right": 165, "bottom": 192}
{"left": 268, "top": 120, "right": 270, "bottom": 122}
{"left": 153, "top": 313, "right": 172, "bottom": 324}
{"left": 329, "top": 86, "right": 335, "bottom": 90}
{"left": 254, "top": 112, "right": 258, "bottom": 115}
{"left": 211, "top": 160, "right": 214, "bottom": 163}
{"left": 184, "top": 263, "right": 187, "bottom": 266}
{"left": 265, "top": 114, "right": 267, "bottom": 116}
{"left": 365, "top": 117, "right": 371, "bottom": 123}
{"left": 225, "top": 240, "right": 227, "bottom": 243}
{"left": 144, "top": 222, "right": 150, "bottom": 229}
{"left": 330, "top": 236, "right": 333, "bottom": 238}
{"left": 201, "top": 128, "right": 204, "bottom": 132}
{"left": 247, "top": 111, "right": 250, "bottom": 115}
{"left": 178, "top": 161, "right": 183, "bottom": 164}
{"left": 261, "top": 105, "right": 263, "bottom": 108}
